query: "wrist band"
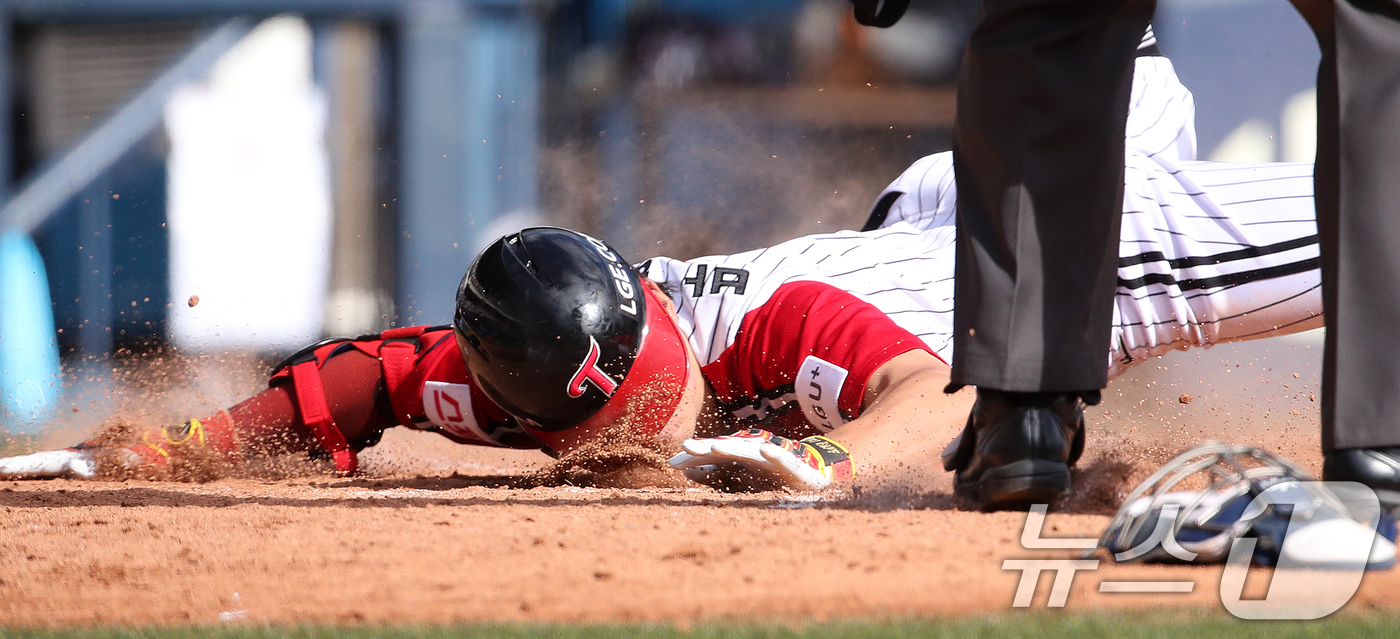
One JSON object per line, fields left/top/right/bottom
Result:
{"left": 801, "top": 435, "right": 855, "bottom": 482}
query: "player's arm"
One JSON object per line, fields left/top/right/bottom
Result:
{"left": 0, "top": 327, "right": 527, "bottom": 479}
{"left": 670, "top": 350, "right": 967, "bottom": 491}
{"left": 823, "top": 348, "right": 970, "bottom": 478}
{"left": 668, "top": 282, "right": 970, "bottom": 491}
{"left": 0, "top": 344, "right": 395, "bottom": 480}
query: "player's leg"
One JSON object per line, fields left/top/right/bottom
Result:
{"left": 1306, "top": 0, "right": 1400, "bottom": 502}
{"left": 864, "top": 151, "right": 956, "bottom": 232}
{"left": 1124, "top": 54, "right": 1196, "bottom": 162}
{"left": 951, "top": 0, "right": 1154, "bottom": 392}
{"left": 945, "top": 0, "right": 1155, "bottom": 509}
{"left": 869, "top": 51, "right": 1193, "bottom": 236}
{"left": 1108, "top": 156, "right": 1320, "bottom": 377}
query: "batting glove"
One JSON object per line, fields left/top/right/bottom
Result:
{"left": 668, "top": 428, "right": 854, "bottom": 491}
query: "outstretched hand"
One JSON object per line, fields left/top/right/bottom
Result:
{"left": 668, "top": 428, "right": 853, "bottom": 491}
{"left": 0, "top": 446, "right": 100, "bottom": 479}
{"left": 0, "top": 418, "right": 214, "bottom": 481}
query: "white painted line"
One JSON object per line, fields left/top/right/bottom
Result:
{"left": 1099, "top": 581, "right": 1196, "bottom": 593}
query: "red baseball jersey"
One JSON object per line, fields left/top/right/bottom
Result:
{"left": 344, "top": 328, "right": 537, "bottom": 448}
{"left": 639, "top": 224, "right": 947, "bottom": 439}
{"left": 373, "top": 225, "right": 945, "bottom": 448}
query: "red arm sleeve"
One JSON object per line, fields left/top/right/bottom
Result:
{"left": 372, "top": 328, "right": 535, "bottom": 449}
{"left": 703, "top": 281, "right": 936, "bottom": 433}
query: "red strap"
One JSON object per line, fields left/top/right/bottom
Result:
{"left": 379, "top": 341, "right": 420, "bottom": 425}
{"left": 289, "top": 360, "right": 358, "bottom": 475}
{"left": 380, "top": 326, "right": 428, "bottom": 340}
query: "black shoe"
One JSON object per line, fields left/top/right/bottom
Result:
{"left": 1322, "top": 447, "right": 1400, "bottom": 513}
{"left": 941, "top": 389, "right": 1089, "bottom": 511}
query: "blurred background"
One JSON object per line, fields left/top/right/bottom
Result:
{"left": 0, "top": 0, "right": 1327, "bottom": 443}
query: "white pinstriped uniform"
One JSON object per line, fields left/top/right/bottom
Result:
{"left": 1126, "top": 27, "right": 1197, "bottom": 164}
{"left": 645, "top": 50, "right": 1320, "bottom": 381}
{"left": 644, "top": 224, "right": 958, "bottom": 368}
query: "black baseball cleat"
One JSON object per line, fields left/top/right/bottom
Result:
{"left": 1322, "top": 447, "right": 1400, "bottom": 513}
{"left": 941, "top": 389, "right": 1088, "bottom": 511}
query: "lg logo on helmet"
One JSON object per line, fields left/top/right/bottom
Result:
{"left": 567, "top": 234, "right": 630, "bottom": 400}
{"left": 584, "top": 235, "right": 639, "bottom": 317}
{"left": 568, "top": 335, "right": 619, "bottom": 398}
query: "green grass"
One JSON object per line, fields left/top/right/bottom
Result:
{"left": 2, "top": 612, "right": 1398, "bottom": 639}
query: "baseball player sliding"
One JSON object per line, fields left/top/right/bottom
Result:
{"left": 0, "top": 48, "right": 1322, "bottom": 505}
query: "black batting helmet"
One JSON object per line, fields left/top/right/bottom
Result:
{"left": 452, "top": 227, "right": 691, "bottom": 453}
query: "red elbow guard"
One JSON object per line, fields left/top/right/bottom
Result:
{"left": 287, "top": 359, "right": 358, "bottom": 475}
{"left": 271, "top": 339, "right": 360, "bottom": 475}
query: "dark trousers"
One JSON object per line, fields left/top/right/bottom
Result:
{"left": 952, "top": 0, "right": 1400, "bottom": 450}
{"left": 1309, "top": 0, "right": 1400, "bottom": 450}
{"left": 949, "top": 0, "right": 1155, "bottom": 392}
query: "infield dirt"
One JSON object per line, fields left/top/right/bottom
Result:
{"left": 3, "top": 332, "right": 1396, "bottom": 627}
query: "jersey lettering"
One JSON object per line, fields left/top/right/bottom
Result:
{"left": 729, "top": 388, "right": 798, "bottom": 423}
{"left": 796, "top": 355, "right": 850, "bottom": 432}
{"left": 567, "top": 335, "right": 619, "bottom": 398}
{"left": 683, "top": 264, "right": 708, "bottom": 298}
{"left": 682, "top": 264, "right": 750, "bottom": 297}
{"left": 710, "top": 267, "right": 749, "bottom": 295}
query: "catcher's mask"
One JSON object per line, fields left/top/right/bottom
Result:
{"left": 1094, "top": 441, "right": 1397, "bottom": 569}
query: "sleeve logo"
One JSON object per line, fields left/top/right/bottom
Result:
{"left": 796, "top": 355, "right": 850, "bottom": 432}
{"left": 568, "top": 335, "right": 619, "bottom": 398}
{"left": 423, "top": 381, "right": 483, "bottom": 440}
